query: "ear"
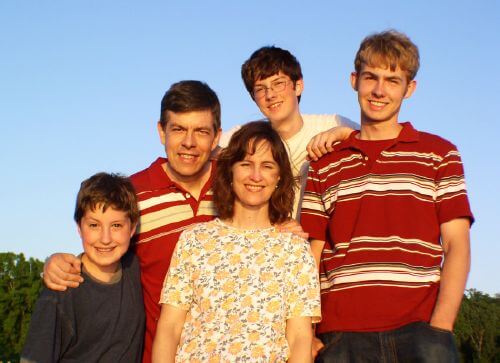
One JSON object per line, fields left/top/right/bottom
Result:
{"left": 211, "top": 128, "right": 222, "bottom": 151}
{"left": 294, "top": 78, "right": 304, "bottom": 97}
{"left": 130, "top": 223, "right": 137, "bottom": 238}
{"left": 404, "top": 79, "right": 417, "bottom": 99}
{"left": 350, "top": 72, "right": 359, "bottom": 91}
{"left": 157, "top": 121, "right": 166, "bottom": 146}
{"left": 77, "top": 223, "right": 83, "bottom": 238}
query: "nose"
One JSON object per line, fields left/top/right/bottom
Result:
{"left": 250, "top": 166, "right": 263, "bottom": 182}
{"left": 181, "top": 130, "right": 195, "bottom": 148}
{"left": 264, "top": 87, "right": 276, "bottom": 100}
{"left": 372, "top": 80, "right": 385, "bottom": 97}
{"left": 101, "top": 226, "right": 112, "bottom": 245}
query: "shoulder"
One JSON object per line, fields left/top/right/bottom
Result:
{"left": 416, "top": 130, "right": 459, "bottom": 154}
{"left": 302, "top": 114, "right": 357, "bottom": 129}
{"left": 129, "top": 157, "right": 165, "bottom": 191}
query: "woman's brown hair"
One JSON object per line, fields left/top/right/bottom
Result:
{"left": 213, "top": 120, "right": 295, "bottom": 224}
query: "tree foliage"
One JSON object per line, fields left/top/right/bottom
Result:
{"left": 0, "top": 252, "right": 44, "bottom": 362}
{"left": 455, "top": 289, "right": 500, "bottom": 362}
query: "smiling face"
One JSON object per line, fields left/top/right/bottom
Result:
{"left": 351, "top": 64, "right": 416, "bottom": 126}
{"left": 231, "top": 140, "right": 280, "bottom": 215}
{"left": 252, "top": 72, "right": 303, "bottom": 127}
{"left": 78, "top": 205, "right": 136, "bottom": 280}
{"left": 158, "top": 110, "right": 221, "bottom": 185}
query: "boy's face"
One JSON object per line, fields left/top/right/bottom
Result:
{"left": 351, "top": 64, "right": 416, "bottom": 125}
{"left": 252, "top": 72, "right": 303, "bottom": 127}
{"left": 78, "top": 205, "right": 135, "bottom": 275}
{"left": 158, "top": 110, "right": 221, "bottom": 185}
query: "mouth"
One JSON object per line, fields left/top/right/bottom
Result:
{"left": 95, "top": 247, "right": 115, "bottom": 253}
{"left": 368, "top": 100, "right": 388, "bottom": 109}
{"left": 178, "top": 153, "right": 198, "bottom": 161}
{"left": 267, "top": 101, "right": 282, "bottom": 110}
{"left": 244, "top": 184, "right": 265, "bottom": 192}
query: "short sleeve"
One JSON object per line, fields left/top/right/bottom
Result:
{"left": 301, "top": 162, "right": 331, "bottom": 242}
{"left": 21, "top": 289, "right": 73, "bottom": 362}
{"left": 435, "top": 148, "right": 474, "bottom": 225}
{"left": 159, "top": 229, "right": 194, "bottom": 310}
{"left": 285, "top": 235, "right": 321, "bottom": 323}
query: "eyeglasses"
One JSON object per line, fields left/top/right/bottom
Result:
{"left": 252, "top": 79, "right": 290, "bottom": 99}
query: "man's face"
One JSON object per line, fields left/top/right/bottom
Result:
{"left": 351, "top": 64, "right": 416, "bottom": 125}
{"left": 252, "top": 72, "right": 303, "bottom": 127}
{"left": 158, "top": 110, "right": 221, "bottom": 185}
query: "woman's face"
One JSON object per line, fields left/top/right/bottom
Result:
{"left": 231, "top": 140, "right": 280, "bottom": 212}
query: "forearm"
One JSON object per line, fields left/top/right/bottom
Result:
{"left": 152, "top": 305, "right": 185, "bottom": 363}
{"left": 310, "top": 239, "right": 325, "bottom": 269}
{"left": 286, "top": 317, "right": 313, "bottom": 363}
{"left": 430, "top": 218, "right": 471, "bottom": 330}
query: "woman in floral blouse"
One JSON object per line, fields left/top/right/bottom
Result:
{"left": 152, "top": 121, "right": 321, "bottom": 362}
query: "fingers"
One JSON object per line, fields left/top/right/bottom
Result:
{"left": 43, "top": 253, "right": 83, "bottom": 291}
{"left": 276, "top": 219, "right": 309, "bottom": 240}
{"left": 307, "top": 126, "right": 355, "bottom": 161}
{"left": 312, "top": 336, "right": 325, "bottom": 358}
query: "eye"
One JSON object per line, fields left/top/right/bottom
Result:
{"left": 197, "top": 129, "right": 211, "bottom": 135}
{"left": 111, "top": 223, "right": 123, "bottom": 229}
{"left": 88, "top": 223, "right": 98, "bottom": 229}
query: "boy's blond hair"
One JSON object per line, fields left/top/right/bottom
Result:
{"left": 355, "top": 30, "right": 420, "bottom": 81}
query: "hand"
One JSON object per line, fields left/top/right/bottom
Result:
{"left": 43, "top": 253, "right": 83, "bottom": 291}
{"left": 312, "top": 336, "right": 325, "bottom": 359}
{"left": 306, "top": 126, "right": 354, "bottom": 161}
{"left": 277, "top": 219, "right": 308, "bottom": 240}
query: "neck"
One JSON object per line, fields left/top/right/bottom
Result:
{"left": 164, "top": 161, "right": 212, "bottom": 200}
{"left": 81, "top": 254, "right": 120, "bottom": 283}
{"left": 359, "top": 119, "right": 402, "bottom": 140}
{"left": 225, "top": 202, "right": 272, "bottom": 229}
{"left": 271, "top": 112, "right": 303, "bottom": 140}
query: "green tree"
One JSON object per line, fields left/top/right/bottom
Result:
{"left": 0, "top": 252, "right": 44, "bottom": 362}
{"left": 455, "top": 288, "right": 500, "bottom": 362}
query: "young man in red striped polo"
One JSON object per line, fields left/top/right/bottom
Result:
{"left": 301, "top": 30, "right": 473, "bottom": 362}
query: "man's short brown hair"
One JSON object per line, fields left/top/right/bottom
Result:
{"left": 241, "top": 46, "right": 303, "bottom": 101}
{"left": 74, "top": 172, "right": 139, "bottom": 226}
{"left": 159, "top": 80, "right": 221, "bottom": 131}
{"left": 355, "top": 30, "right": 420, "bottom": 81}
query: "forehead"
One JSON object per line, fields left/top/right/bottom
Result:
{"left": 166, "top": 110, "right": 215, "bottom": 129}
{"left": 243, "top": 140, "right": 276, "bottom": 161}
{"left": 83, "top": 205, "right": 129, "bottom": 219}
{"left": 254, "top": 72, "right": 289, "bottom": 86}
{"left": 359, "top": 64, "right": 407, "bottom": 79}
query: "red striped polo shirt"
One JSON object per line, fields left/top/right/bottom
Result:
{"left": 301, "top": 122, "right": 474, "bottom": 334}
{"left": 130, "top": 157, "right": 217, "bottom": 362}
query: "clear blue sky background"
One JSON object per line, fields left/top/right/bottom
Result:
{"left": 1, "top": 1, "right": 498, "bottom": 294}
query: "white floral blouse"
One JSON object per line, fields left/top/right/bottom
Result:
{"left": 159, "top": 218, "right": 321, "bottom": 362}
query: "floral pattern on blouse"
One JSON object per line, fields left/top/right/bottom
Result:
{"left": 160, "top": 218, "right": 321, "bottom": 362}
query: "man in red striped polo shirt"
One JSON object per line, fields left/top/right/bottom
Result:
{"left": 301, "top": 30, "right": 473, "bottom": 362}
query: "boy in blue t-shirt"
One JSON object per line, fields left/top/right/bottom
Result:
{"left": 22, "top": 172, "right": 145, "bottom": 362}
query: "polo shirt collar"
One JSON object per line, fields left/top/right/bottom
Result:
{"left": 336, "top": 122, "right": 419, "bottom": 151}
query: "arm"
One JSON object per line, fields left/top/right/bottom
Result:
{"left": 152, "top": 304, "right": 187, "bottom": 363}
{"left": 286, "top": 316, "right": 313, "bottom": 363}
{"left": 306, "top": 126, "right": 354, "bottom": 161}
{"left": 430, "top": 217, "right": 471, "bottom": 331}
{"left": 309, "top": 239, "right": 325, "bottom": 270}
{"left": 43, "top": 253, "right": 83, "bottom": 291}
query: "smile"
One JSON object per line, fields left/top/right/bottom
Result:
{"left": 178, "top": 153, "right": 198, "bottom": 160}
{"left": 95, "top": 247, "right": 115, "bottom": 252}
{"left": 245, "top": 184, "right": 265, "bottom": 192}
{"left": 268, "top": 102, "right": 282, "bottom": 109}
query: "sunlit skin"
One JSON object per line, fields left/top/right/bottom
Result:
{"left": 157, "top": 110, "right": 221, "bottom": 194}
{"left": 351, "top": 64, "right": 416, "bottom": 139}
{"left": 78, "top": 205, "right": 136, "bottom": 282}
{"left": 230, "top": 140, "right": 280, "bottom": 227}
{"left": 253, "top": 72, "right": 304, "bottom": 140}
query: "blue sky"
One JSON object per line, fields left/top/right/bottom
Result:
{"left": 1, "top": 0, "right": 498, "bottom": 294}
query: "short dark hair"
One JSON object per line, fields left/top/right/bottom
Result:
{"left": 355, "top": 30, "right": 420, "bottom": 82}
{"left": 159, "top": 80, "right": 221, "bottom": 131}
{"left": 241, "top": 46, "right": 303, "bottom": 102}
{"left": 213, "top": 121, "right": 295, "bottom": 224}
{"left": 74, "top": 172, "right": 139, "bottom": 226}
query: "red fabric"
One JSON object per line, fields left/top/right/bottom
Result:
{"left": 301, "top": 122, "right": 474, "bottom": 333}
{"left": 130, "top": 157, "right": 217, "bottom": 363}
